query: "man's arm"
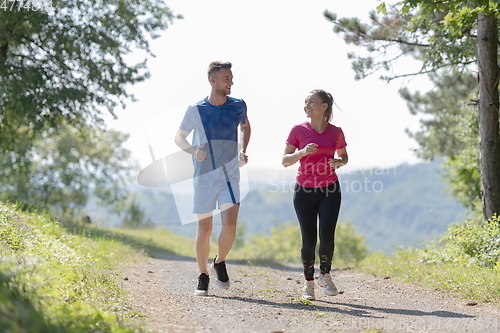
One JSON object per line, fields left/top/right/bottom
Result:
{"left": 239, "top": 117, "right": 251, "bottom": 165}
{"left": 174, "top": 129, "right": 206, "bottom": 161}
{"left": 239, "top": 117, "right": 251, "bottom": 153}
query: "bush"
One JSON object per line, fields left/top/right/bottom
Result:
{"left": 240, "top": 220, "right": 368, "bottom": 266}
{"left": 421, "top": 215, "right": 500, "bottom": 268}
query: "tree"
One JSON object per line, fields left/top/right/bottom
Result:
{"left": 0, "top": 124, "right": 135, "bottom": 219}
{"left": 399, "top": 70, "right": 477, "bottom": 160}
{"left": 0, "top": 0, "right": 181, "bottom": 148}
{"left": 441, "top": 103, "right": 482, "bottom": 211}
{"left": 399, "top": 70, "right": 482, "bottom": 210}
{"left": 0, "top": 1, "right": 181, "bottom": 218}
{"left": 325, "top": 1, "right": 500, "bottom": 219}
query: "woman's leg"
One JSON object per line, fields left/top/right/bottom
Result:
{"left": 293, "top": 184, "right": 322, "bottom": 280}
{"left": 318, "top": 181, "right": 341, "bottom": 275}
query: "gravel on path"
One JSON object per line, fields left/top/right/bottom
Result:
{"left": 123, "top": 255, "right": 500, "bottom": 333}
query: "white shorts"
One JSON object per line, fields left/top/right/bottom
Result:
{"left": 193, "top": 181, "right": 240, "bottom": 214}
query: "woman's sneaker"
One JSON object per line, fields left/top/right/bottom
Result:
{"left": 317, "top": 273, "right": 339, "bottom": 296}
{"left": 301, "top": 280, "right": 315, "bottom": 300}
{"left": 211, "top": 257, "right": 230, "bottom": 289}
{"left": 194, "top": 273, "right": 209, "bottom": 296}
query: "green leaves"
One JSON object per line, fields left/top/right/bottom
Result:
{"left": 431, "top": 215, "right": 500, "bottom": 268}
{"left": 376, "top": 2, "right": 387, "bottom": 14}
{"left": 325, "top": 1, "right": 481, "bottom": 82}
{"left": 324, "top": 5, "right": 426, "bottom": 81}
{"left": 0, "top": 1, "right": 182, "bottom": 219}
{"left": 0, "top": 0, "right": 181, "bottom": 146}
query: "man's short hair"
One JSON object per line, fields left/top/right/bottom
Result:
{"left": 207, "top": 61, "right": 232, "bottom": 79}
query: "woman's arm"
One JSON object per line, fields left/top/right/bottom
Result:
{"left": 282, "top": 143, "right": 318, "bottom": 167}
{"left": 329, "top": 147, "right": 348, "bottom": 169}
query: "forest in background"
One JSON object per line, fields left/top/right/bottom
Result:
{"left": 87, "top": 159, "right": 466, "bottom": 254}
{"left": 2, "top": 0, "right": 498, "bottom": 251}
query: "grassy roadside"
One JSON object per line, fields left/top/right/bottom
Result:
{"left": 357, "top": 249, "right": 500, "bottom": 304}
{"left": 0, "top": 203, "right": 153, "bottom": 333}
{"left": 115, "top": 220, "right": 500, "bottom": 306}
{"left": 355, "top": 216, "right": 500, "bottom": 305}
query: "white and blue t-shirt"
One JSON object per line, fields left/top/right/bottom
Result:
{"left": 179, "top": 96, "right": 247, "bottom": 187}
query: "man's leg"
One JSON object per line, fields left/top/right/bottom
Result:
{"left": 194, "top": 211, "right": 213, "bottom": 296}
{"left": 209, "top": 203, "right": 238, "bottom": 290}
{"left": 215, "top": 203, "right": 239, "bottom": 262}
{"left": 195, "top": 211, "right": 213, "bottom": 274}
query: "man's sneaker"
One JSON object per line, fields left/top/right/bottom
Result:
{"left": 317, "top": 273, "right": 339, "bottom": 296}
{"left": 211, "top": 257, "right": 230, "bottom": 289}
{"left": 302, "top": 280, "right": 315, "bottom": 300}
{"left": 194, "top": 273, "right": 209, "bottom": 296}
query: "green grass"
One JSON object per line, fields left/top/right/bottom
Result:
{"left": 355, "top": 216, "right": 500, "bottom": 305}
{"left": 357, "top": 249, "right": 500, "bottom": 304}
{"left": 110, "top": 228, "right": 195, "bottom": 258}
{"left": 0, "top": 203, "right": 149, "bottom": 333}
{"left": 4, "top": 198, "right": 498, "bottom": 333}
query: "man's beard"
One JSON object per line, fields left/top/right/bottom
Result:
{"left": 217, "top": 87, "right": 230, "bottom": 96}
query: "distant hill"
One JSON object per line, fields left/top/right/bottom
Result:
{"left": 337, "top": 161, "right": 468, "bottom": 253}
{"left": 87, "top": 160, "right": 467, "bottom": 254}
{"left": 235, "top": 161, "right": 468, "bottom": 253}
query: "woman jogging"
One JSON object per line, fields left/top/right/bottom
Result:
{"left": 282, "top": 89, "right": 348, "bottom": 300}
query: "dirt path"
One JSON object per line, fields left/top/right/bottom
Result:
{"left": 123, "top": 254, "right": 500, "bottom": 333}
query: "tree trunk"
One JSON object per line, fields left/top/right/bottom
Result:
{"left": 477, "top": 12, "right": 500, "bottom": 219}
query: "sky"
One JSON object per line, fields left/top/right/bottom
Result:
{"left": 104, "top": 0, "right": 430, "bottom": 177}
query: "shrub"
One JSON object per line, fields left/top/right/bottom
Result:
{"left": 241, "top": 220, "right": 368, "bottom": 266}
{"left": 421, "top": 215, "right": 500, "bottom": 268}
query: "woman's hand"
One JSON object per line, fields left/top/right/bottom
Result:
{"left": 328, "top": 158, "right": 345, "bottom": 169}
{"left": 300, "top": 143, "right": 318, "bottom": 156}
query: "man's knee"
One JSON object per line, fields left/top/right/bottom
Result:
{"left": 197, "top": 220, "right": 213, "bottom": 237}
{"left": 222, "top": 220, "right": 237, "bottom": 234}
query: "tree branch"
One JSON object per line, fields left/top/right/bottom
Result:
{"left": 385, "top": 60, "right": 476, "bottom": 82}
{"left": 373, "top": 36, "right": 430, "bottom": 48}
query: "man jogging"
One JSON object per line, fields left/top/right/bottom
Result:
{"left": 174, "top": 61, "right": 251, "bottom": 295}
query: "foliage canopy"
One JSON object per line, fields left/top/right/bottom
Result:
{"left": 0, "top": 0, "right": 181, "bottom": 147}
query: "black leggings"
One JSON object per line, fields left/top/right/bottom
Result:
{"left": 293, "top": 181, "right": 341, "bottom": 281}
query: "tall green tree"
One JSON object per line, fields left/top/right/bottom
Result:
{"left": 399, "top": 70, "right": 482, "bottom": 210}
{"left": 0, "top": 0, "right": 181, "bottom": 148}
{"left": 1, "top": 1, "right": 180, "bottom": 217}
{"left": 325, "top": 1, "right": 500, "bottom": 219}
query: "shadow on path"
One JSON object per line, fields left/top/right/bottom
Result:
{"left": 329, "top": 302, "right": 475, "bottom": 319}
{"left": 209, "top": 295, "right": 475, "bottom": 320}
